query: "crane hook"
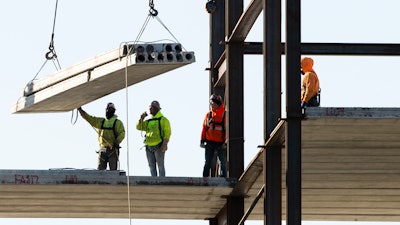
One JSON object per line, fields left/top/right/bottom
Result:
{"left": 45, "top": 45, "right": 57, "bottom": 60}
{"left": 149, "top": 0, "right": 158, "bottom": 16}
{"left": 149, "top": 8, "right": 158, "bottom": 16}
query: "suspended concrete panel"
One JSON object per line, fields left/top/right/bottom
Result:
{"left": 11, "top": 43, "right": 195, "bottom": 114}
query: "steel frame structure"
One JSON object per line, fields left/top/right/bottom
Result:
{"left": 208, "top": 1, "right": 400, "bottom": 225}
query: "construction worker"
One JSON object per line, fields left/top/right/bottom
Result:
{"left": 136, "top": 100, "right": 171, "bottom": 177}
{"left": 301, "top": 57, "right": 320, "bottom": 108}
{"left": 78, "top": 103, "right": 125, "bottom": 170}
{"left": 200, "top": 94, "right": 227, "bottom": 177}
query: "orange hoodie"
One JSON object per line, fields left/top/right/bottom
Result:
{"left": 301, "top": 57, "right": 320, "bottom": 103}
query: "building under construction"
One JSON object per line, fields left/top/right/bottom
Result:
{"left": 5, "top": 1, "right": 400, "bottom": 225}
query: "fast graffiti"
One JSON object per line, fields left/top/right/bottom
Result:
{"left": 15, "top": 174, "right": 39, "bottom": 184}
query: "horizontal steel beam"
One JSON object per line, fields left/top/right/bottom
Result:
{"left": 244, "top": 42, "right": 400, "bottom": 55}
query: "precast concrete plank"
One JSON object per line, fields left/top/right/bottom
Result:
{"left": 11, "top": 43, "right": 195, "bottom": 113}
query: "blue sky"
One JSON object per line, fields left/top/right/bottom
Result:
{"left": 1, "top": 0, "right": 400, "bottom": 224}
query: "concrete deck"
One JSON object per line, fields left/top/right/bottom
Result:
{"left": 2, "top": 107, "right": 400, "bottom": 221}
{"left": 239, "top": 107, "right": 400, "bottom": 221}
{"left": 0, "top": 169, "right": 235, "bottom": 219}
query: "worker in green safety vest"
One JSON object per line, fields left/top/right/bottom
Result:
{"left": 78, "top": 102, "right": 125, "bottom": 170}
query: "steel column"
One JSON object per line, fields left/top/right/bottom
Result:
{"left": 209, "top": 217, "right": 218, "bottom": 225}
{"left": 226, "top": 0, "right": 244, "bottom": 224}
{"left": 209, "top": 0, "right": 226, "bottom": 97}
{"left": 264, "top": 1, "right": 282, "bottom": 225}
{"left": 285, "top": 1, "right": 302, "bottom": 225}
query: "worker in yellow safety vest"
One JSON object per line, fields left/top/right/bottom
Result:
{"left": 78, "top": 102, "right": 125, "bottom": 170}
{"left": 136, "top": 100, "right": 171, "bottom": 177}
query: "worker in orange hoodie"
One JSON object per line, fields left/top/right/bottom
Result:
{"left": 200, "top": 94, "right": 227, "bottom": 177}
{"left": 301, "top": 57, "right": 320, "bottom": 108}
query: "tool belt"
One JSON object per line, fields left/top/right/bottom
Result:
{"left": 308, "top": 89, "right": 321, "bottom": 107}
{"left": 146, "top": 142, "right": 163, "bottom": 152}
{"left": 97, "top": 146, "right": 117, "bottom": 154}
{"left": 98, "top": 147, "right": 119, "bottom": 162}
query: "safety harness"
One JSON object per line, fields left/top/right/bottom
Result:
{"left": 207, "top": 111, "right": 225, "bottom": 131}
{"left": 98, "top": 118, "right": 120, "bottom": 160}
{"left": 101, "top": 118, "right": 119, "bottom": 140}
{"left": 146, "top": 117, "right": 164, "bottom": 142}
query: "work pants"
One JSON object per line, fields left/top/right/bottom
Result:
{"left": 146, "top": 143, "right": 166, "bottom": 177}
{"left": 203, "top": 141, "right": 227, "bottom": 177}
{"left": 98, "top": 148, "right": 119, "bottom": 170}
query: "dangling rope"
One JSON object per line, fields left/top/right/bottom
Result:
{"left": 124, "top": 53, "right": 133, "bottom": 225}
{"left": 122, "top": 1, "right": 190, "bottom": 223}
{"left": 70, "top": 109, "right": 79, "bottom": 125}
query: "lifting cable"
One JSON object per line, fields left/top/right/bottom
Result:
{"left": 34, "top": 0, "right": 62, "bottom": 82}
{"left": 130, "top": 0, "right": 186, "bottom": 51}
{"left": 121, "top": 1, "right": 166, "bottom": 223}
{"left": 46, "top": 0, "right": 61, "bottom": 64}
{"left": 122, "top": 1, "right": 189, "bottom": 223}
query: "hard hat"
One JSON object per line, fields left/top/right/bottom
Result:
{"left": 107, "top": 102, "right": 116, "bottom": 109}
{"left": 209, "top": 94, "right": 222, "bottom": 106}
{"left": 150, "top": 100, "right": 161, "bottom": 109}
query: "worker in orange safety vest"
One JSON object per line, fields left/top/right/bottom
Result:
{"left": 200, "top": 94, "right": 227, "bottom": 177}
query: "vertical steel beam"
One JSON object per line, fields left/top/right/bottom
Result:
{"left": 226, "top": 0, "right": 244, "bottom": 225}
{"left": 209, "top": 0, "right": 226, "bottom": 180}
{"left": 209, "top": 217, "right": 218, "bottom": 225}
{"left": 225, "top": 0, "right": 244, "bottom": 180}
{"left": 264, "top": 0, "right": 282, "bottom": 225}
{"left": 285, "top": 0, "right": 302, "bottom": 225}
{"left": 210, "top": 0, "right": 226, "bottom": 97}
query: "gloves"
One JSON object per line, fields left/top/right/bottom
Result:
{"left": 113, "top": 142, "right": 120, "bottom": 150}
{"left": 200, "top": 140, "right": 206, "bottom": 148}
{"left": 301, "top": 101, "right": 307, "bottom": 108}
{"left": 160, "top": 139, "right": 169, "bottom": 152}
{"left": 140, "top": 112, "right": 148, "bottom": 121}
{"left": 77, "top": 107, "right": 85, "bottom": 115}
